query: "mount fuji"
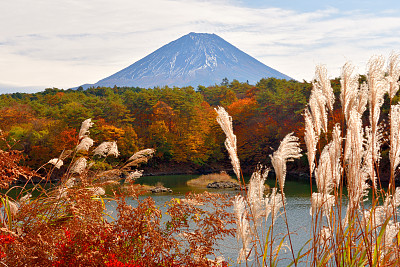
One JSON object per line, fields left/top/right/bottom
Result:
{"left": 80, "top": 32, "right": 292, "bottom": 89}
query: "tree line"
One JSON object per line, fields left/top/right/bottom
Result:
{"left": 0, "top": 78, "right": 315, "bottom": 174}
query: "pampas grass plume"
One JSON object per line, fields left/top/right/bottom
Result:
{"left": 128, "top": 148, "right": 155, "bottom": 162}
{"left": 387, "top": 52, "right": 400, "bottom": 100}
{"left": 93, "top": 141, "right": 119, "bottom": 158}
{"left": 6, "top": 199, "right": 18, "bottom": 217}
{"left": 314, "top": 64, "right": 335, "bottom": 112}
{"left": 340, "top": 62, "right": 359, "bottom": 123}
{"left": 78, "top": 118, "right": 94, "bottom": 139}
{"left": 125, "top": 170, "right": 144, "bottom": 183}
{"left": 48, "top": 158, "right": 63, "bottom": 169}
{"left": 304, "top": 109, "right": 318, "bottom": 173}
{"left": 76, "top": 137, "right": 94, "bottom": 153}
{"left": 89, "top": 187, "right": 106, "bottom": 196}
{"left": 270, "top": 132, "right": 302, "bottom": 192}
{"left": 265, "top": 188, "right": 284, "bottom": 224}
{"left": 390, "top": 104, "right": 400, "bottom": 177}
{"left": 233, "top": 195, "right": 250, "bottom": 264}
{"left": 215, "top": 106, "right": 241, "bottom": 180}
{"left": 71, "top": 157, "right": 87, "bottom": 174}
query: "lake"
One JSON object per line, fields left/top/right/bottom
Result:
{"left": 113, "top": 174, "right": 318, "bottom": 266}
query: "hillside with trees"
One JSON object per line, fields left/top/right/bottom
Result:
{"left": 0, "top": 78, "right": 314, "bottom": 176}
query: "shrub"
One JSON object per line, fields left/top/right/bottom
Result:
{"left": 0, "top": 119, "right": 234, "bottom": 266}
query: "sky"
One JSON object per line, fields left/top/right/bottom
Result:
{"left": 1, "top": 0, "right": 400, "bottom": 93}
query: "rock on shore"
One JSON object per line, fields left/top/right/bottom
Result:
{"left": 149, "top": 185, "right": 173, "bottom": 193}
{"left": 206, "top": 181, "right": 240, "bottom": 189}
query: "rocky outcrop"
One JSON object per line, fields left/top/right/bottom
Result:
{"left": 206, "top": 181, "right": 240, "bottom": 189}
{"left": 149, "top": 185, "right": 173, "bottom": 193}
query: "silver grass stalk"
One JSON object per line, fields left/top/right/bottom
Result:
{"left": 247, "top": 168, "right": 269, "bottom": 225}
{"left": 128, "top": 148, "right": 155, "bottom": 162}
{"left": 65, "top": 177, "right": 76, "bottom": 188}
{"left": 344, "top": 109, "right": 364, "bottom": 225}
{"left": 215, "top": 106, "right": 241, "bottom": 180}
{"left": 366, "top": 206, "right": 387, "bottom": 229}
{"left": 363, "top": 125, "right": 384, "bottom": 188}
{"left": 233, "top": 195, "right": 250, "bottom": 264}
{"left": 78, "top": 118, "right": 94, "bottom": 139}
{"left": 315, "top": 144, "right": 335, "bottom": 195}
{"left": 366, "top": 56, "right": 388, "bottom": 165}
{"left": 310, "top": 192, "right": 335, "bottom": 218}
{"left": 340, "top": 62, "right": 360, "bottom": 123}
{"left": 387, "top": 52, "right": 400, "bottom": 100}
{"left": 48, "top": 158, "right": 63, "bottom": 169}
{"left": 71, "top": 157, "right": 87, "bottom": 174}
{"left": 125, "top": 170, "right": 144, "bottom": 183}
{"left": 383, "top": 221, "right": 400, "bottom": 257}
{"left": 19, "top": 193, "right": 32, "bottom": 204}
{"left": 393, "top": 187, "right": 400, "bottom": 207}
{"left": 319, "top": 226, "right": 332, "bottom": 246}
{"left": 376, "top": 187, "right": 400, "bottom": 222}
{"left": 390, "top": 104, "right": 400, "bottom": 178}
{"left": 304, "top": 109, "right": 318, "bottom": 173}
{"left": 355, "top": 82, "right": 369, "bottom": 116}
{"left": 88, "top": 187, "right": 106, "bottom": 196}
{"left": 265, "top": 187, "right": 284, "bottom": 225}
{"left": 93, "top": 141, "right": 119, "bottom": 158}
{"left": 314, "top": 65, "right": 335, "bottom": 112}
{"left": 57, "top": 187, "right": 68, "bottom": 199}
{"left": 343, "top": 109, "right": 370, "bottom": 222}
{"left": 344, "top": 110, "right": 363, "bottom": 164}
{"left": 314, "top": 126, "right": 341, "bottom": 214}
{"left": 76, "top": 136, "right": 94, "bottom": 153}
{"left": 309, "top": 86, "right": 328, "bottom": 134}
{"left": 270, "top": 132, "right": 302, "bottom": 192}
{"left": 330, "top": 124, "right": 342, "bottom": 187}
{"left": 6, "top": 199, "right": 18, "bottom": 217}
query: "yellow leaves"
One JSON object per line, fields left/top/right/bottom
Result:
{"left": 95, "top": 119, "right": 125, "bottom": 142}
{"left": 99, "top": 125, "right": 125, "bottom": 141}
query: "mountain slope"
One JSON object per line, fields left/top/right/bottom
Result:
{"left": 83, "top": 32, "right": 292, "bottom": 89}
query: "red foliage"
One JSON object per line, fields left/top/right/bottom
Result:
{"left": 53, "top": 128, "right": 79, "bottom": 151}
{"left": 0, "top": 234, "right": 15, "bottom": 259}
{"left": 0, "top": 234, "right": 15, "bottom": 245}
{"left": 106, "top": 254, "right": 142, "bottom": 267}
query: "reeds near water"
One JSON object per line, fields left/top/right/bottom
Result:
{"left": 220, "top": 53, "right": 400, "bottom": 266}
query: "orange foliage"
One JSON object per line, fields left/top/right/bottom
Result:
{"left": 96, "top": 119, "right": 125, "bottom": 141}
{"left": 151, "top": 101, "right": 176, "bottom": 131}
{"left": 53, "top": 128, "right": 79, "bottom": 152}
{"left": 227, "top": 98, "right": 258, "bottom": 122}
{"left": 0, "top": 104, "right": 34, "bottom": 130}
{"left": 45, "top": 92, "right": 65, "bottom": 106}
{"left": 117, "top": 126, "right": 138, "bottom": 159}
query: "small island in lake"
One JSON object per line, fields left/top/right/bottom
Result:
{"left": 186, "top": 172, "right": 240, "bottom": 189}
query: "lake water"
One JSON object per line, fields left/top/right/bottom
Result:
{"left": 119, "top": 174, "right": 318, "bottom": 266}
{"left": 4, "top": 174, "right": 377, "bottom": 266}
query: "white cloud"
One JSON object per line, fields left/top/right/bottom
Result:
{"left": 1, "top": 0, "right": 400, "bottom": 91}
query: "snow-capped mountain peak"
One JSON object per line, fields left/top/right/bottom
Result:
{"left": 82, "top": 32, "right": 292, "bottom": 89}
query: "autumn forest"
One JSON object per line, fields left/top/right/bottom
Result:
{"left": 1, "top": 76, "right": 396, "bottom": 178}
